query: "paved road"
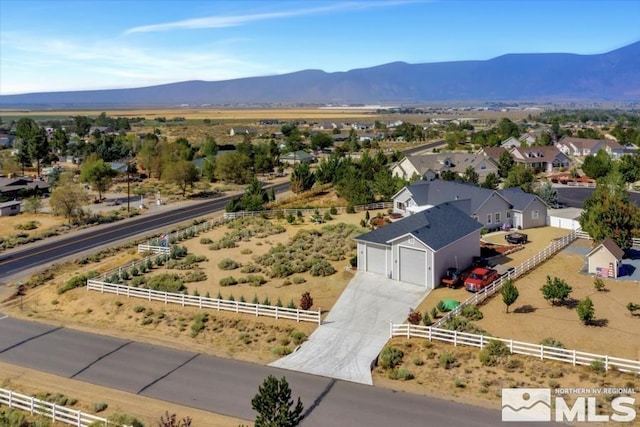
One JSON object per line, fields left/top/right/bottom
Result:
{"left": 556, "top": 187, "right": 640, "bottom": 208}
{"left": 0, "top": 182, "right": 290, "bottom": 283}
{"left": 0, "top": 315, "right": 556, "bottom": 427}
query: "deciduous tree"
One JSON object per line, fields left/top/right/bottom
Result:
{"left": 500, "top": 279, "right": 519, "bottom": 313}
{"left": 576, "top": 297, "right": 595, "bottom": 325}
{"left": 290, "top": 163, "right": 315, "bottom": 193}
{"left": 163, "top": 160, "right": 199, "bottom": 197}
{"left": 540, "top": 275, "right": 572, "bottom": 306}
{"left": 582, "top": 149, "right": 612, "bottom": 179}
{"left": 49, "top": 173, "right": 90, "bottom": 223}
{"left": 504, "top": 164, "right": 535, "bottom": 193}
{"left": 80, "top": 156, "right": 118, "bottom": 200}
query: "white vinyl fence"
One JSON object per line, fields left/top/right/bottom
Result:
{"left": 0, "top": 387, "right": 127, "bottom": 426}
{"left": 390, "top": 323, "right": 640, "bottom": 374}
{"left": 434, "top": 230, "right": 579, "bottom": 327}
{"left": 87, "top": 280, "right": 321, "bottom": 324}
{"left": 223, "top": 202, "right": 393, "bottom": 220}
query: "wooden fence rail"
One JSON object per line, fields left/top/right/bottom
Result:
{"left": 433, "top": 230, "right": 578, "bottom": 327}
{"left": 0, "top": 387, "right": 127, "bottom": 426}
{"left": 87, "top": 281, "right": 321, "bottom": 325}
{"left": 223, "top": 202, "right": 393, "bottom": 220}
{"left": 390, "top": 323, "right": 640, "bottom": 374}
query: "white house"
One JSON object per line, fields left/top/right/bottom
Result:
{"left": 355, "top": 203, "right": 482, "bottom": 288}
{"left": 556, "top": 137, "right": 624, "bottom": 159}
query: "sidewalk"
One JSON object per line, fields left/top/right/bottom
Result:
{"left": 269, "top": 271, "right": 429, "bottom": 384}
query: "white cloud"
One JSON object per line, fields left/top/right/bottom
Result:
{"left": 124, "top": 1, "right": 420, "bottom": 34}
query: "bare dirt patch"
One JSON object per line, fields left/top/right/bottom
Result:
{"left": 0, "top": 212, "right": 65, "bottom": 241}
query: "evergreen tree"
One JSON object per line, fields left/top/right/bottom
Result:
{"left": 251, "top": 375, "right": 304, "bottom": 427}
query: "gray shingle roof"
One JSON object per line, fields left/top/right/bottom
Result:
{"left": 405, "top": 180, "right": 508, "bottom": 213}
{"left": 498, "top": 187, "right": 540, "bottom": 211}
{"left": 355, "top": 202, "right": 482, "bottom": 250}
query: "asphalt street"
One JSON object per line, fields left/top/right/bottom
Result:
{"left": 0, "top": 182, "right": 289, "bottom": 283}
{"left": 556, "top": 186, "right": 640, "bottom": 208}
{"left": 0, "top": 315, "right": 555, "bottom": 427}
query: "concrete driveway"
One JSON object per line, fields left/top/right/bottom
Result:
{"left": 269, "top": 271, "right": 429, "bottom": 385}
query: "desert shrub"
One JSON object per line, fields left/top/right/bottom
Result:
{"left": 120, "top": 270, "right": 130, "bottom": 280}
{"left": 170, "top": 245, "right": 188, "bottom": 259}
{"left": 329, "top": 206, "right": 338, "bottom": 215}
{"left": 57, "top": 271, "right": 99, "bottom": 294}
{"left": 454, "top": 378, "right": 465, "bottom": 388}
{"left": 272, "top": 346, "right": 292, "bottom": 356}
{"left": 133, "top": 305, "right": 145, "bottom": 313}
{"left": 442, "top": 316, "right": 486, "bottom": 334}
{"left": 218, "top": 258, "right": 240, "bottom": 270}
{"left": 247, "top": 275, "right": 267, "bottom": 286}
{"left": 15, "top": 220, "right": 39, "bottom": 230}
{"left": 460, "top": 304, "right": 483, "bottom": 320}
{"left": 240, "top": 248, "right": 253, "bottom": 255}
{"left": 145, "top": 273, "right": 185, "bottom": 292}
{"left": 299, "top": 291, "right": 313, "bottom": 310}
{"left": 309, "top": 259, "right": 336, "bottom": 276}
{"left": 540, "top": 337, "right": 565, "bottom": 348}
{"left": 593, "top": 277, "right": 606, "bottom": 292}
{"left": 190, "top": 312, "right": 209, "bottom": 338}
{"left": 262, "top": 296, "right": 271, "bottom": 306}
{"left": 379, "top": 346, "right": 404, "bottom": 369}
{"left": 291, "top": 330, "right": 307, "bottom": 345}
{"left": 270, "top": 262, "right": 293, "bottom": 278}
{"left": 346, "top": 205, "right": 356, "bottom": 214}
{"left": 287, "top": 299, "right": 296, "bottom": 309}
{"left": 395, "top": 368, "right": 414, "bottom": 381}
{"left": 438, "top": 351, "right": 457, "bottom": 369}
{"left": 422, "top": 311, "right": 432, "bottom": 326}
{"left": 182, "top": 270, "right": 207, "bottom": 283}
{"left": 131, "top": 266, "right": 140, "bottom": 276}
{"left": 590, "top": 359, "right": 606, "bottom": 374}
{"left": 241, "top": 263, "right": 261, "bottom": 273}
{"left": 107, "top": 412, "right": 144, "bottom": 427}
{"left": 200, "top": 237, "right": 213, "bottom": 244}
{"left": 219, "top": 276, "right": 238, "bottom": 287}
{"left": 479, "top": 340, "right": 511, "bottom": 366}
{"left": 413, "top": 357, "right": 424, "bottom": 366}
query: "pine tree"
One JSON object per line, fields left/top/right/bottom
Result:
{"left": 251, "top": 375, "right": 304, "bottom": 427}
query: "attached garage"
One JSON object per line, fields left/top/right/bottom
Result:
{"left": 399, "top": 246, "right": 426, "bottom": 285}
{"left": 355, "top": 203, "right": 482, "bottom": 289}
{"left": 547, "top": 208, "right": 583, "bottom": 230}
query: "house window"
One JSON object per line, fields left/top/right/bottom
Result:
{"left": 532, "top": 210, "right": 539, "bottom": 220}
{"left": 487, "top": 214, "right": 492, "bottom": 224}
{"left": 396, "top": 201, "right": 406, "bottom": 211}
{"left": 506, "top": 211, "right": 511, "bottom": 219}
{"left": 495, "top": 213, "right": 501, "bottom": 223}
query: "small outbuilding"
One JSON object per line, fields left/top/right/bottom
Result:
{"left": 587, "top": 238, "right": 625, "bottom": 278}
{"left": 0, "top": 200, "right": 21, "bottom": 216}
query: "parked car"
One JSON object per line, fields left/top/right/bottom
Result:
{"left": 464, "top": 267, "right": 499, "bottom": 292}
{"left": 441, "top": 267, "right": 463, "bottom": 288}
{"left": 505, "top": 232, "right": 528, "bottom": 245}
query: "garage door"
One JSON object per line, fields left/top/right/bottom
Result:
{"left": 399, "top": 247, "right": 426, "bottom": 286}
{"left": 366, "top": 245, "right": 387, "bottom": 275}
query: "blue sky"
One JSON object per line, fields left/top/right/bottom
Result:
{"left": 1, "top": 0, "right": 639, "bottom": 95}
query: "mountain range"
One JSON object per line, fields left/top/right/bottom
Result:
{"left": 2, "top": 41, "right": 639, "bottom": 107}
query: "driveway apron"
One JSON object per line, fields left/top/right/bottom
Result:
{"left": 269, "top": 271, "right": 429, "bottom": 384}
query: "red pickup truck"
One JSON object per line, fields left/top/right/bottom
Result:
{"left": 464, "top": 267, "right": 499, "bottom": 292}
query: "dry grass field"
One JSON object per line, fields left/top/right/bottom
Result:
{"left": 0, "top": 213, "right": 65, "bottom": 241}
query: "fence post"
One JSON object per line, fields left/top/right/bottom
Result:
{"left": 540, "top": 344, "right": 544, "bottom": 360}
{"left": 8, "top": 390, "right": 12, "bottom": 407}
{"left": 317, "top": 308, "right": 321, "bottom": 325}
{"left": 30, "top": 396, "right": 34, "bottom": 414}
{"left": 181, "top": 294, "right": 185, "bottom": 307}
{"left": 148, "top": 289, "right": 151, "bottom": 301}
{"left": 199, "top": 296, "right": 202, "bottom": 309}
{"left": 454, "top": 330, "right": 457, "bottom": 346}
{"left": 52, "top": 403, "right": 56, "bottom": 422}
{"left": 275, "top": 306, "right": 279, "bottom": 320}
{"left": 407, "top": 324, "right": 410, "bottom": 339}
{"left": 509, "top": 339, "right": 513, "bottom": 354}
{"left": 77, "top": 409, "right": 81, "bottom": 427}
{"left": 605, "top": 355, "right": 609, "bottom": 371}
{"left": 389, "top": 321, "right": 393, "bottom": 338}
{"left": 573, "top": 349, "right": 576, "bottom": 366}
{"left": 480, "top": 334, "right": 484, "bottom": 348}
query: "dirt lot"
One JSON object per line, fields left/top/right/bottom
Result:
{"left": 0, "top": 212, "right": 65, "bottom": 241}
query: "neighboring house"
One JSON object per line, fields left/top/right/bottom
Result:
{"left": 391, "top": 153, "right": 499, "bottom": 182}
{"left": 587, "top": 238, "right": 624, "bottom": 278}
{"left": 280, "top": 150, "right": 314, "bottom": 165}
{"left": 519, "top": 134, "right": 537, "bottom": 145}
{"left": 479, "top": 146, "right": 508, "bottom": 164}
{"left": 259, "top": 119, "right": 279, "bottom": 125}
{"left": 351, "top": 122, "right": 372, "bottom": 131}
{"left": 556, "top": 137, "right": 624, "bottom": 159}
{"left": 89, "top": 126, "right": 113, "bottom": 135}
{"left": 108, "top": 162, "right": 127, "bottom": 174}
{"left": 0, "top": 200, "right": 21, "bottom": 216}
{"left": 355, "top": 202, "right": 482, "bottom": 288}
{"left": 497, "top": 188, "right": 548, "bottom": 229}
{"left": 229, "top": 127, "right": 257, "bottom": 137}
{"left": 0, "top": 177, "right": 49, "bottom": 198}
{"left": 393, "top": 180, "right": 513, "bottom": 231}
{"left": 0, "top": 134, "right": 16, "bottom": 148}
{"left": 318, "top": 121, "right": 342, "bottom": 131}
{"left": 501, "top": 136, "right": 522, "bottom": 148}
{"left": 510, "top": 146, "right": 572, "bottom": 173}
